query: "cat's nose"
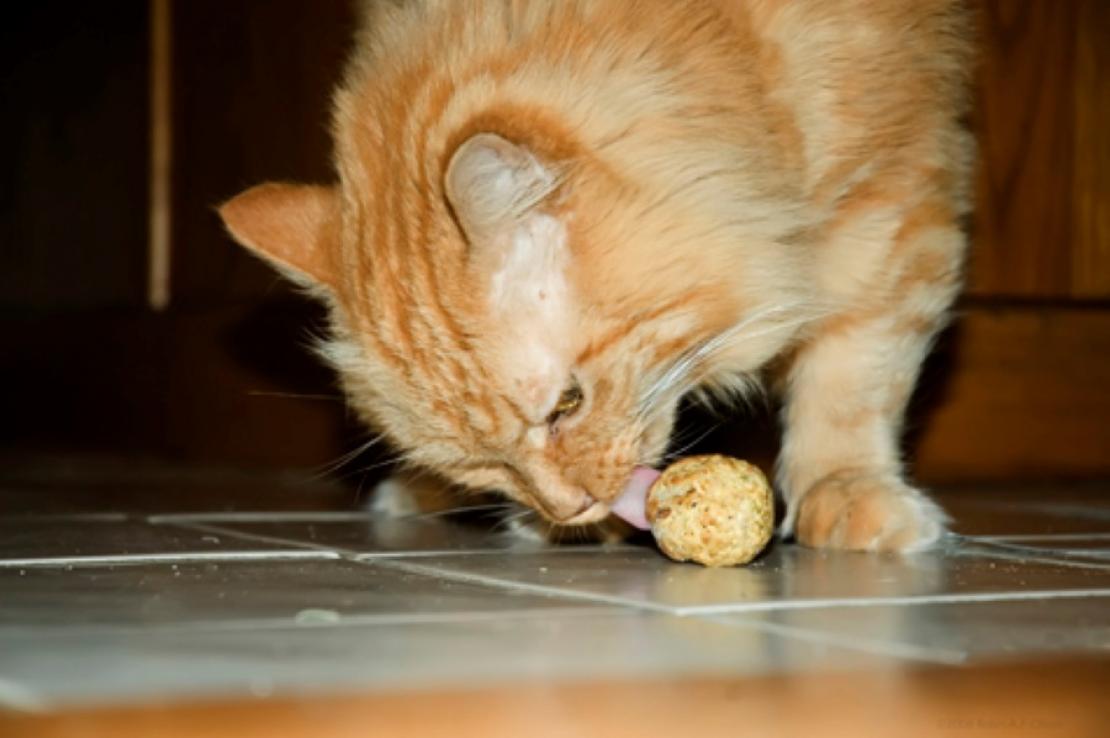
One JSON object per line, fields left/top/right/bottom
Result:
{"left": 544, "top": 487, "right": 597, "bottom": 523}
{"left": 569, "top": 494, "right": 597, "bottom": 518}
{"left": 525, "top": 465, "right": 598, "bottom": 522}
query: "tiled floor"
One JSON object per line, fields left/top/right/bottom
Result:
{"left": 1, "top": 481, "right": 1109, "bottom": 713}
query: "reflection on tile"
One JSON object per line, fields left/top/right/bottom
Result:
{"left": 182, "top": 516, "right": 565, "bottom": 555}
{"left": 977, "top": 533, "right": 1110, "bottom": 545}
{"left": 0, "top": 559, "right": 596, "bottom": 628}
{"left": 5, "top": 481, "right": 1110, "bottom": 710}
{"left": 970, "top": 536, "right": 1110, "bottom": 565}
{"left": 719, "top": 595, "right": 1110, "bottom": 661}
{"left": 388, "top": 540, "right": 1110, "bottom": 613}
{"left": 0, "top": 519, "right": 307, "bottom": 565}
{"left": 938, "top": 494, "right": 1110, "bottom": 536}
{"left": 2, "top": 612, "right": 891, "bottom": 708}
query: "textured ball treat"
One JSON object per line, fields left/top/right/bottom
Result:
{"left": 646, "top": 455, "right": 774, "bottom": 567}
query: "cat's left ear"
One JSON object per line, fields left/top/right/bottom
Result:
{"left": 219, "top": 182, "right": 338, "bottom": 289}
{"left": 445, "top": 133, "right": 559, "bottom": 247}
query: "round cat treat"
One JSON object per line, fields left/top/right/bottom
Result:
{"left": 646, "top": 455, "right": 774, "bottom": 567}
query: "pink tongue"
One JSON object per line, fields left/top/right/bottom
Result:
{"left": 609, "top": 466, "right": 661, "bottom": 530}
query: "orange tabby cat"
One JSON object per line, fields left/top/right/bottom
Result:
{"left": 221, "top": 0, "right": 973, "bottom": 551}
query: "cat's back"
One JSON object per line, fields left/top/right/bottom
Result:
{"left": 348, "top": 0, "right": 972, "bottom": 173}
{"left": 737, "top": 0, "right": 974, "bottom": 199}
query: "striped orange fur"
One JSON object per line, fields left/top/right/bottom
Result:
{"left": 221, "top": 0, "right": 974, "bottom": 551}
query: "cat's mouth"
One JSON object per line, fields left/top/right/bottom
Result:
{"left": 606, "top": 466, "right": 660, "bottom": 530}
{"left": 553, "top": 467, "right": 658, "bottom": 529}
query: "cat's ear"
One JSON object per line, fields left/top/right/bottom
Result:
{"left": 219, "top": 183, "right": 338, "bottom": 288}
{"left": 445, "top": 133, "right": 558, "bottom": 245}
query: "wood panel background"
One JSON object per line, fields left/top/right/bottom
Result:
{"left": 970, "top": 0, "right": 1110, "bottom": 298}
{"left": 2, "top": 1, "right": 1108, "bottom": 490}
{"left": 912, "top": 306, "right": 1110, "bottom": 482}
{"left": 170, "top": 0, "right": 356, "bottom": 306}
{"left": 1, "top": 3, "right": 150, "bottom": 310}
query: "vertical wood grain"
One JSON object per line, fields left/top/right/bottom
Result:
{"left": 169, "top": 0, "right": 355, "bottom": 306}
{"left": 0, "top": 3, "right": 150, "bottom": 309}
{"left": 970, "top": 0, "right": 1110, "bottom": 299}
{"left": 911, "top": 307, "right": 1110, "bottom": 482}
{"left": 148, "top": 0, "right": 173, "bottom": 311}
{"left": 969, "top": 0, "right": 1076, "bottom": 298}
{"left": 1071, "top": 0, "right": 1110, "bottom": 297}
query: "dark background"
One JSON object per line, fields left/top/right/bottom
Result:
{"left": 2, "top": 1, "right": 1108, "bottom": 507}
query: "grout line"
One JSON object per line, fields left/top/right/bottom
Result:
{"left": 710, "top": 615, "right": 968, "bottom": 666}
{"left": 0, "top": 513, "right": 130, "bottom": 523}
{"left": 353, "top": 550, "right": 519, "bottom": 559}
{"left": 164, "top": 521, "right": 345, "bottom": 555}
{"left": 168, "top": 520, "right": 484, "bottom": 562}
{"left": 372, "top": 558, "right": 676, "bottom": 614}
{"left": 0, "top": 550, "right": 337, "bottom": 569}
{"left": 966, "top": 542, "right": 1110, "bottom": 571}
{"left": 350, "top": 545, "right": 639, "bottom": 559}
{"left": 166, "top": 521, "right": 539, "bottom": 561}
{"left": 671, "top": 588, "right": 1110, "bottom": 617}
{"left": 148, "top": 512, "right": 385, "bottom": 524}
{"left": 368, "top": 559, "right": 1110, "bottom": 619}
{"left": 169, "top": 520, "right": 637, "bottom": 559}
{"left": 972, "top": 533, "right": 1110, "bottom": 543}
{"left": 0, "top": 608, "right": 627, "bottom": 639}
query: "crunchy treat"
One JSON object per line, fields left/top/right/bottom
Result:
{"left": 646, "top": 455, "right": 774, "bottom": 567}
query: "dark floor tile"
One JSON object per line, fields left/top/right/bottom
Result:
{"left": 0, "top": 519, "right": 310, "bottom": 564}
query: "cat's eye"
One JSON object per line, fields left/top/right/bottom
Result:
{"left": 546, "top": 382, "right": 583, "bottom": 426}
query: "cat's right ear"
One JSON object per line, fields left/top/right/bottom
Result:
{"left": 445, "top": 133, "right": 558, "bottom": 246}
{"left": 219, "top": 183, "right": 338, "bottom": 288}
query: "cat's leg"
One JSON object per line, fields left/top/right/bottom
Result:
{"left": 777, "top": 202, "right": 965, "bottom": 552}
{"left": 368, "top": 471, "right": 459, "bottom": 517}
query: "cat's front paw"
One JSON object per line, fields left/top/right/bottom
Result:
{"left": 793, "top": 471, "right": 947, "bottom": 552}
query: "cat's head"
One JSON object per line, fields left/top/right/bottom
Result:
{"left": 222, "top": 99, "right": 800, "bottom": 526}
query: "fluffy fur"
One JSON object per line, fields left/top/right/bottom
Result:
{"left": 221, "top": 0, "right": 974, "bottom": 551}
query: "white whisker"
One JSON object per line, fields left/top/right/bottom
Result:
{"left": 337, "top": 453, "right": 406, "bottom": 481}
{"left": 494, "top": 507, "right": 537, "bottom": 533}
{"left": 638, "top": 302, "right": 811, "bottom": 423}
{"left": 663, "top": 419, "right": 725, "bottom": 463}
{"left": 403, "top": 503, "right": 517, "bottom": 521}
{"left": 309, "top": 433, "right": 390, "bottom": 481}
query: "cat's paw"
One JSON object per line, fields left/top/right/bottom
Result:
{"left": 793, "top": 471, "right": 947, "bottom": 552}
